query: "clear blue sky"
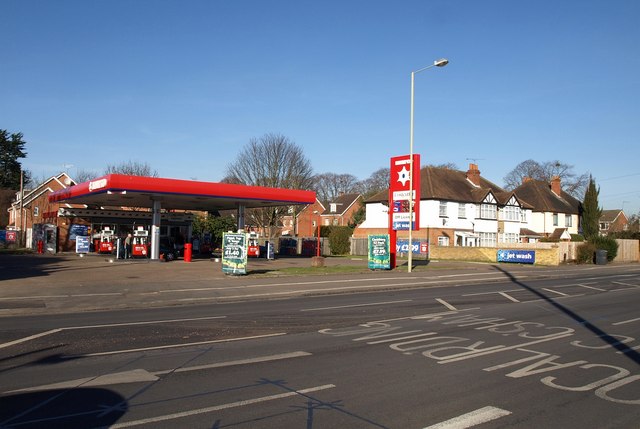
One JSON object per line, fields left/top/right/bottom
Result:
{"left": 3, "top": 0, "right": 639, "bottom": 215}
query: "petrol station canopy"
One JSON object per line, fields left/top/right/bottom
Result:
{"left": 49, "top": 174, "right": 316, "bottom": 260}
{"left": 49, "top": 174, "right": 316, "bottom": 211}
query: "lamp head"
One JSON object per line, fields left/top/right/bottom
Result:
{"left": 434, "top": 58, "right": 449, "bottom": 67}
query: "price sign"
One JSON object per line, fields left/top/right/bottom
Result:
{"left": 222, "top": 232, "right": 248, "bottom": 275}
{"left": 368, "top": 234, "right": 390, "bottom": 270}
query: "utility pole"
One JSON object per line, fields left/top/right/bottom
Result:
{"left": 19, "top": 170, "right": 24, "bottom": 247}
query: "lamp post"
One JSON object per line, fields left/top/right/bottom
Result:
{"left": 408, "top": 58, "right": 448, "bottom": 273}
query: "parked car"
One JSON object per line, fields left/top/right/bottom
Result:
{"left": 159, "top": 237, "right": 179, "bottom": 261}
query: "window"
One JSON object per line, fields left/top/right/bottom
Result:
{"left": 501, "top": 205, "right": 520, "bottom": 221}
{"left": 438, "top": 236, "right": 449, "bottom": 246}
{"left": 458, "top": 203, "right": 466, "bottom": 218}
{"left": 480, "top": 204, "right": 497, "bottom": 219}
{"left": 500, "top": 232, "right": 519, "bottom": 243}
{"left": 33, "top": 207, "right": 39, "bottom": 217}
{"left": 330, "top": 203, "right": 337, "bottom": 213}
{"left": 565, "top": 215, "right": 572, "bottom": 227}
{"left": 439, "top": 202, "right": 447, "bottom": 217}
{"left": 553, "top": 213, "right": 559, "bottom": 226}
{"left": 479, "top": 232, "right": 497, "bottom": 247}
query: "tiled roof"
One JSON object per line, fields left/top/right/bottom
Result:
{"left": 367, "top": 166, "right": 510, "bottom": 204}
{"left": 322, "top": 193, "right": 361, "bottom": 215}
{"left": 512, "top": 179, "right": 581, "bottom": 214}
{"left": 600, "top": 209, "right": 622, "bottom": 222}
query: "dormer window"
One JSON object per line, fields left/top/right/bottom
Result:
{"left": 330, "top": 203, "right": 337, "bottom": 213}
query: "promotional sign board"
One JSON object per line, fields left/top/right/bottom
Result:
{"left": 390, "top": 154, "right": 420, "bottom": 230}
{"left": 222, "top": 232, "right": 248, "bottom": 275}
{"left": 69, "top": 224, "right": 89, "bottom": 241}
{"left": 497, "top": 249, "right": 536, "bottom": 264}
{"left": 266, "top": 241, "right": 275, "bottom": 260}
{"left": 368, "top": 234, "right": 391, "bottom": 270}
{"left": 76, "top": 236, "right": 91, "bottom": 253}
{"left": 396, "top": 240, "right": 427, "bottom": 255}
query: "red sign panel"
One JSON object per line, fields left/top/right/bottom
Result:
{"left": 389, "top": 154, "right": 420, "bottom": 230}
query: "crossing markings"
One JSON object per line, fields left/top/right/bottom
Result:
{"left": 577, "top": 283, "right": 607, "bottom": 292}
{"left": 542, "top": 288, "right": 571, "bottom": 297}
{"left": 423, "top": 406, "right": 511, "bottom": 429}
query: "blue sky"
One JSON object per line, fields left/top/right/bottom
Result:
{"left": 2, "top": 0, "right": 639, "bottom": 215}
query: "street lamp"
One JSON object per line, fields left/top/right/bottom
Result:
{"left": 408, "top": 58, "right": 448, "bottom": 273}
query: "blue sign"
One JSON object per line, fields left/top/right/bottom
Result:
{"left": 393, "top": 221, "right": 417, "bottom": 231}
{"left": 69, "top": 224, "right": 89, "bottom": 240}
{"left": 76, "top": 236, "right": 91, "bottom": 253}
{"left": 0, "top": 230, "right": 5, "bottom": 243}
{"left": 497, "top": 249, "right": 535, "bottom": 264}
{"left": 396, "top": 240, "right": 425, "bottom": 255}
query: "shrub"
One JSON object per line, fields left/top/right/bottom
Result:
{"left": 577, "top": 242, "right": 596, "bottom": 264}
{"left": 570, "top": 234, "right": 585, "bottom": 242}
{"left": 328, "top": 226, "right": 353, "bottom": 255}
{"left": 590, "top": 235, "right": 619, "bottom": 262}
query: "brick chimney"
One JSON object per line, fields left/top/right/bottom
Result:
{"left": 550, "top": 176, "right": 561, "bottom": 196}
{"left": 466, "top": 163, "right": 481, "bottom": 187}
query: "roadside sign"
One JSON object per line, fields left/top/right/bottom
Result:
{"left": 368, "top": 234, "right": 391, "bottom": 270}
{"left": 497, "top": 249, "right": 535, "bottom": 264}
{"left": 222, "top": 232, "right": 248, "bottom": 275}
{"left": 76, "top": 236, "right": 90, "bottom": 254}
{"left": 390, "top": 154, "right": 420, "bottom": 231}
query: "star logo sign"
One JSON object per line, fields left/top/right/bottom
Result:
{"left": 397, "top": 166, "right": 410, "bottom": 187}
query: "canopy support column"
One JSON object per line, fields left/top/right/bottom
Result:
{"left": 150, "top": 199, "right": 162, "bottom": 260}
{"left": 237, "top": 204, "right": 245, "bottom": 231}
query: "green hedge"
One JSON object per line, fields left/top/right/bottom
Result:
{"left": 590, "top": 236, "right": 619, "bottom": 262}
{"left": 324, "top": 226, "right": 353, "bottom": 255}
{"left": 577, "top": 242, "right": 596, "bottom": 264}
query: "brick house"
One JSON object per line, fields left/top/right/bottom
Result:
{"left": 599, "top": 209, "right": 628, "bottom": 235}
{"left": 320, "top": 193, "right": 362, "bottom": 227}
{"left": 7, "top": 172, "right": 83, "bottom": 250}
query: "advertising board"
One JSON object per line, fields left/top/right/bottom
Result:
{"left": 390, "top": 154, "right": 420, "bottom": 230}
{"left": 368, "top": 234, "right": 390, "bottom": 270}
{"left": 497, "top": 249, "right": 536, "bottom": 264}
{"left": 222, "top": 232, "right": 248, "bottom": 275}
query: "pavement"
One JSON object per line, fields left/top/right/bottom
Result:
{"left": 0, "top": 252, "right": 634, "bottom": 317}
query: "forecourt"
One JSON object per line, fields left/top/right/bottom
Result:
{"left": 49, "top": 174, "right": 316, "bottom": 260}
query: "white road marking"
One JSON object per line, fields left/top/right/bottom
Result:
{"left": 436, "top": 298, "right": 458, "bottom": 311}
{"left": 300, "top": 299, "right": 412, "bottom": 312}
{"left": 0, "top": 316, "right": 227, "bottom": 349}
{"left": 499, "top": 292, "right": 520, "bottom": 303}
{"left": 108, "top": 384, "right": 336, "bottom": 428}
{"left": 423, "top": 406, "right": 511, "bottom": 429}
{"left": 612, "top": 281, "right": 640, "bottom": 288}
{"left": 6, "top": 369, "right": 159, "bottom": 393}
{"left": 155, "top": 351, "right": 312, "bottom": 375}
{"left": 542, "top": 288, "right": 571, "bottom": 297}
{"left": 0, "top": 329, "right": 62, "bottom": 349}
{"left": 612, "top": 317, "right": 640, "bottom": 326}
{"left": 577, "top": 283, "right": 606, "bottom": 292}
{"left": 64, "top": 333, "right": 287, "bottom": 358}
{"left": 463, "top": 289, "right": 521, "bottom": 296}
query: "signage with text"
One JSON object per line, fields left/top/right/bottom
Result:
{"left": 497, "top": 249, "right": 536, "bottom": 264}
{"left": 368, "top": 234, "right": 391, "bottom": 270}
{"left": 390, "top": 154, "right": 420, "bottom": 230}
{"left": 222, "top": 232, "right": 248, "bottom": 275}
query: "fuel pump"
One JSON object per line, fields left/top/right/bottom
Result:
{"left": 98, "top": 228, "right": 115, "bottom": 254}
{"left": 247, "top": 231, "right": 260, "bottom": 257}
{"left": 132, "top": 227, "right": 149, "bottom": 258}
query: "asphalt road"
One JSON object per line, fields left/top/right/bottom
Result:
{"left": 0, "top": 260, "right": 639, "bottom": 428}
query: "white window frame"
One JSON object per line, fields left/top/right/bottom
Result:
{"left": 438, "top": 236, "right": 449, "bottom": 246}
{"left": 479, "top": 232, "right": 497, "bottom": 247}
{"left": 480, "top": 203, "right": 497, "bottom": 219}
{"left": 458, "top": 203, "right": 466, "bottom": 218}
{"left": 439, "top": 201, "right": 447, "bottom": 217}
{"left": 565, "top": 215, "right": 572, "bottom": 227}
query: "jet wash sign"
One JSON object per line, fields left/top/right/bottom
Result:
{"left": 390, "top": 154, "right": 420, "bottom": 231}
{"left": 497, "top": 249, "right": 536, "bottom": 264}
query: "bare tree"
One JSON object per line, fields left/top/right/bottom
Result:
{"left": 104, "top": 160, "right": 158, "bottom": 177}
{"left": 74, "top": 169, "right": 100, "bottom": 183}
{"left": 503, "top": 159, "right": 588, "bottom": 198}
{"left": 314, "top": 173, "right": 359, "bottom": 202}
{"left": 355, "top": 167, "right": 390, "bottom": 198}
{"left": 224, "top": 133, "right": 314, "bottom": 238}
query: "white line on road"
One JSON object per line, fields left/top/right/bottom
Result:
{"left": 0, "top": 316, "right": 227, "bottom": 349}
{"left": 542, "top": 288, "right": 571, "bottom": 297}
{"left": 155, "top": 351, "right": 312, "bottom": 375}
{"left": 423, "top": 406, "right": 511, "bottom": 429}
{"left": 435, "top": 298, "right": 458, "bottom": 311}
{"left": 107, "top": 384, "right": 336, "bottom": 428}
{"left": 64, "top": 333, "right": 287, "bottom": 358}
{"left": 612, "top": 281, "right": 640, "bottom": 288}
{"left": 577, "top": 283, "right": 607, "bottom": 292}
{"left": 300, "top": 299, "right": 412, "bottom": 312}
{"left": 499, "top": 292, "right": 520, "bottom": 303}
{"left": 613, "top": 317, "right": 640, "bottom": 326}
{"left": 0, "top": 329, "right": 62, "bottom": 349}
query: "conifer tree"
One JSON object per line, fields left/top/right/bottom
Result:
{"left": 582, "top": 175, "right": 602, "bottom": 239}
{"left": 0, "top": 129, "right": 28, "bottom": 189}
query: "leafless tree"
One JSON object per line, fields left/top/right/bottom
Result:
{"left": 224, "top": 133, "right": 314, "bottom": 238}
{"left": 104, "top": 160, "right": 158, "bottom": 177}
{"left": 314, "top": 173, "right": 359, "bottom": 202}
{"left": 74, "top": 169, "right": 100, "bottom": 183}
{"left": 355, "top": 167, "right": 390, "bottom": 198}
{"left": 503, "top": 159, "right": 588, "bottom": 198}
